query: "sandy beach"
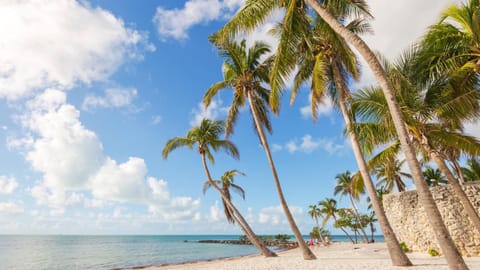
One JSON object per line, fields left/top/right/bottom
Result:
{"left": 142, "top": 242, "right": 480, "bottom": 270}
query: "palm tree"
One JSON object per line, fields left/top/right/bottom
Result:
{"left": 203, "top": 40, "right": 315, "bottom": 259}
{"left": 162, "top": 118, "right": 276, "bottom": 257}
{"left": 203, "top": 169, "right": 246, "bottom": 224}
{"left": 374, "top": 157, "right": 411, "bottom": 193}
{"left": 423, "top": 166, "right": 448, "bottom": 187}
{"left": 214, "top": 1, "right": 468, "bottom": 268}
{"left": 365, "top": 211, "right": 378, "bottom": 243}
{"left": 333, "top": 171, "right": 369, "bottom": 242}
{"left": 308, "top": 204, "right": 325, "bottom": 244}
{"left": 318, "top": 198, "right": 355, "bottom": 243}
{"left": 462, "top": 158, "right": 480, "bottom": 182}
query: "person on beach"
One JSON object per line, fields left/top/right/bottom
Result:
{"left": 324, "top": 236, "right": 331, "bottom": 246}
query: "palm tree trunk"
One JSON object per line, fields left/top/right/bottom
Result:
{"left": 333, "top": 61, "right": 412, "bottom": 265}
{"left": 452, "top": 159, "right": 466, "bottom": 188}
{"left": 201, "top": 154, "right": 277, "bottom": 257}
{"left": 306, "top": 1, "right": 468, "bottom": 268}
{"left": 424, "top": 143, "right": 480, "bottom": 234}
{"left": 246, "top": 91, "right": 316, "bottom": 260}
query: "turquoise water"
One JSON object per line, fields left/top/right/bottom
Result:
{"left": 0, "top": 235, "right": 384, "bottom": 270}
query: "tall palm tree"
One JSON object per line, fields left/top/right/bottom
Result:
{"left": 214, "top": 1, "right": 468, "bottom": 268}
{"left": 162, "top": 118, "right": 276, "bottom": 257}
{"left": 462, "top": 158, "right": 480, "bottom": 182}
{"left": 365, "top": 211, "right": 378, "bottom": 243}
{"left": 203, "top": 40, "right": 315, "bottom": 259}
{"left": 334, "top": 171, "right": 369, "bottom": 242}
{"left": 374, "top": 157, "right": 411, "bottom": 193}
{"left": 273, "top": 2, "right": 412, "bottom": 263}
{"left": 308, "top": 204, "right": 325, "bottom": 244}
{"left": 203, "top": 169, "right": 246, "bottom": 224}
{"left": 318, "top": 198, "right": 355, "bottom": 243}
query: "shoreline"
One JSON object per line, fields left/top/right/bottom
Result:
{"left": 119, "top": 246, "right": 294, "bottom": 270}
{"left": 132, "top": 242, "right": 480, "bottom": 270}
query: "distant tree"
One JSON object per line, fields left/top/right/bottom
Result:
{"left": 463, "top": 158, "right": 480, "bottom": 182}
{"left": 203, "top": 169, "right": 246, "bottom": 224}
{"left": 423, "top": 166, "right": 448, "bottom": 187}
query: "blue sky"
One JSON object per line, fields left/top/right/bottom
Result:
{"left": 0, "top": 0, "right": 475, "bottom": 235}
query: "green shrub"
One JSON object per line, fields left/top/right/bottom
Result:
{"left": 274, "top": 234, "right": 291, "bottom": 242}
{"left": 428, "top": 248, "right": 440, "bottom": 257}
{"left": 400, "top": 242, "right": 411, "bottom": 253}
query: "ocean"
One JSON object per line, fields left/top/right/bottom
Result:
{"left": 0, "top": 235, "right": 384, "bottom": 270}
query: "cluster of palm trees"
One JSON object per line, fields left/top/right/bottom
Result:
{"left": 162, "top": 0, "right": 480, "bottom": 269}
{"left": 309, "top": 172, "right": 377, "bottom": 245}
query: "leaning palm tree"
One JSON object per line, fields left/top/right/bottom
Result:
{"left": 203, "top": 41, "right": 315, "bottom": 259}
{"left": 334, "top": 171, "right": 369, "bottom": 242}
{"left": 423, "top": 166, "right": 448, "bottom": 187}
{"left": 214, "top": 1, "right": 468, "bottom": 268}
{"left": 318, "top": 198, "right": 355, "bottom": 243}
{"left": 203, "top": 169, "right": 246, "bottom": 224}
{"left": 162, "top": 118, "right": 276, "bottom": 257}
{"left": 374, "top": 157, "right": 411, "bottom": 193}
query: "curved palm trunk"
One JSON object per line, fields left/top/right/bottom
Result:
{"left": 423, "top": 142, "right": 480, "bottom": 234}
{"left": 201, "top": 154, "right": 277, "bottom": 257}
{"left": 306, "top": 1, "right": 468, "bottom": 268}
{"left": 333, "top": 61, "right": 412, "bottom": 265}
{"left": 246, "top": 91, "right": 316, "bottom": 260}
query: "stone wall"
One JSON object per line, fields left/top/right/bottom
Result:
{"left": 383, "top": 182, "right": 480, "bottom": 256}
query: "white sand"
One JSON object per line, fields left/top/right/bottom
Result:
{"left": 141, "top": 242, "right": 480, "bottom": 270}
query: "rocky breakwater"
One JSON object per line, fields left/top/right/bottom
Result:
{"left": 197, "top": 239, "right": 299, "bottom": 249}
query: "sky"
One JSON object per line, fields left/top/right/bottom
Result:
{"left": 0, "top": 0, "right": 476, "bottom": 235}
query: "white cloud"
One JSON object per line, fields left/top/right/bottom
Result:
{"left": 190, "top": 99, "right": 229, "bottom": 126}
{"left": 465, "top": 120, "right": 480, "bottom": 141}
{"left": 209, "top": 200, "right": 221, "bottom": 222}
{"left": 300, "top": 96, "right": 334, "bottom": 119}
{"left": 285, "top": 134, "right": 345, "bottom": 155}
{"left": 82, "top": 88, "right": 138, "bottom": 110}
{"left": 0, "top": 0, "right": 153, "bottom": 99}
{"left": 12, "top": 89, "right": 200, "bottom": 221}
{"left": 89, "top": 157, "right": 150, "bottom": 202}
{"left": 151, "top": 115, "right": 162, "bottom": 125}
{"left": 21, "top": 89, "right": 104, "bottom": 189}
{"left": 355, "top": 0, "right": 461, "bottom": 89}
{"left": 258, "top": 205, "right": 303, "bottom": 226}
{"left": 0, "top": 176, "right": 18, "bottom": 194}
{"left": 0, "top": 201, "right": 24, "bottom": 215}
{"left": 271, "top": 144, "right": 283, "bottom": 152}
{"left": 153, "top": 0, "right": 243, "bottom": 41}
